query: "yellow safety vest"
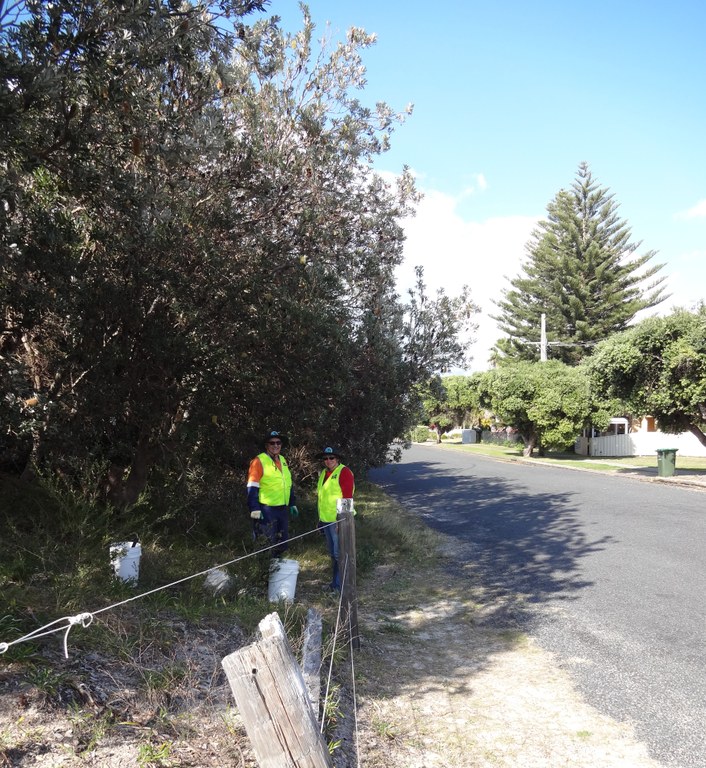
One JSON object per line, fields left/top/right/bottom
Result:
{"left": 317, "top": 464, "right": 353, "bottom": 523}
{"left": 257, "top": 452, "right": 292, "bottom": 507}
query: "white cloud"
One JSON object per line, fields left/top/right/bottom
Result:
{"left": 675, "top": 199, "right": 706, "bottom": 219}
{"left": 397, "top": 186, "right": 538, "bottom": 371}
{"left": 658, "top": 249, "right": 706, "bottom": 312}
{"left": 458, "top": 173, "right": 488, "bottom": 199}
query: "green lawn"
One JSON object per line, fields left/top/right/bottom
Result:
{"left": 430, "top": 440, "right": 706, "bottom": 473}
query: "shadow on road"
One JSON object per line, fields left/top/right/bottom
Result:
{"left": 369, "top": 457, "right": 614, "bottom": 630}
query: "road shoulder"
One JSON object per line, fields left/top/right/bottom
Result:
{"left": 352, "top": 501, "right": 664, "bottom": 767}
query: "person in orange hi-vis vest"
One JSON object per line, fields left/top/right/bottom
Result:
{"left": 246, "top": 430, "right": 298, "bottom": 556}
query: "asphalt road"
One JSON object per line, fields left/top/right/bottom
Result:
{"left": 368, "top": 443, "right": 706, "bottom": 768}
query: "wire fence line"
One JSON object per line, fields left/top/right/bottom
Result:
{"left": 0, "top": 522, "right": 337, "bottom": 658}
{"left": 1, "top": 520, "right": 364, "bottom": 763}
{"left": 319, "top": 551, "right": 362, "bottom": 767}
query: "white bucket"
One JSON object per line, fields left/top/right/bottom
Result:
{"left": 110, "top": 541, "right": 142, "bottom": 584}
{"left": 268, "top": 558, "right": 300, "bottom": 602}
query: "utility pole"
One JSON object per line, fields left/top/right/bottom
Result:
{"left": 522, "top": 314, "right": 596, "bottom": 361}
{"left": 540, "top": 313, "right": 547, "bottom": 362}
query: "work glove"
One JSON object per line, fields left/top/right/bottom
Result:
{"left": 250, "top": 509, "right": 263, "bottom": 520}
{"left": 289, "top": 505, "right": 299, "bottom": 518}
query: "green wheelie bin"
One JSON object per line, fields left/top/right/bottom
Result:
{"left": 656, "top": 448, "right": 678, "bottom": 477}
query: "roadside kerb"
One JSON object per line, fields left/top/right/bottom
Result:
{"left": 428, "top": 442, "right": 706, "bottom": 491}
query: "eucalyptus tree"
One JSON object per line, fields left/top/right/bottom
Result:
{"left": 492, "top": 163, "right": 667, "bottom": 365}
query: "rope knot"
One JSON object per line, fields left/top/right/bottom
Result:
{"left": 69, "top": 613, "right": 94, "bottom": 628}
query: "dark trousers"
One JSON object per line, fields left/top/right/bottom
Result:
{"left": 253, "top": 504, "right": 289, "bottom": 555}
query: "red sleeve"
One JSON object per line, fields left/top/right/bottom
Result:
{"left": 339, "top": 466, "right": 355, "bottom": 498}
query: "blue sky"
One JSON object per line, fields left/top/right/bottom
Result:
{"left": 274, "top": 1, "right": 706, "bottom": 369}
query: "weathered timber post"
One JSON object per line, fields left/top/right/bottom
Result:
{"left": 301, "top": 608, "right": 323, "bottom": 716}
{"left": 337, "top": 498, "right": 360, "bottom": 650}
{"left": 221, "top": 612, "right": 332, "bottom": 768}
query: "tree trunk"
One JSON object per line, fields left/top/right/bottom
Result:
{"left": 105, "top": 433, "right": 158, "bottom": 508}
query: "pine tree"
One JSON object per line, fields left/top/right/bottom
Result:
{"left": 492, "top": 163, "right": 667, "bottom": 365}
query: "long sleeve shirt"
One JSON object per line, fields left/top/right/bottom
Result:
{"left": 246, "top": 455, "right": 295, "bottom": 510}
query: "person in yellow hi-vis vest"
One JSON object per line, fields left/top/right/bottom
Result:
{"left": 316, "top": 446, "right": 354, "bottom": 592}
{"left": 247, "top": 430, "right": 299, "bottom": 556}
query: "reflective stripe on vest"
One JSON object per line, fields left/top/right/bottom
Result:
{"left": 317, "top": 464, "right": 352, "bottom": 522}
{"left": 258, "top": 452, "right": 292, "bottom": 507}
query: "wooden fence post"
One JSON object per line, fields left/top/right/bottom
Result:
{"left": 221, "top": 612, "right": 332, "bottom": 767}
{"left": 301, "top": 607, "right": 323, "bottom": 717}
{"left": 336, "top": 498, "right": 360, "bottom": 650}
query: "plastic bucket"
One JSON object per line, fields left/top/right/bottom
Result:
{"left": 268, "top": 558, "right": 300, "bottom": 602}
{"left": 110, "top": 541, "right": 141, "bottom": 584}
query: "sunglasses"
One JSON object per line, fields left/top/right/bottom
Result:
{"left": 323, "top": 456, "right": 337, "bottom": 461}
{"left": 268, "top": 440, "right": 282, "bottom": 446}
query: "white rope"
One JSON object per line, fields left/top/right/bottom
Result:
{"left": 0, "top": 524, "right": 337, "bottom": 659}
{"left": 63, "top": 613, "right": 93, "bottom": 659}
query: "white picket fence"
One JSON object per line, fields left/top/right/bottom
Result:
{"left": 575, "top": 431, "right": 706, "bottom": 458}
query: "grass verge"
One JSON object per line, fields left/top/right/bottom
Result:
{"left": 431, "top": 440, "right": 706, "bottom": 473}
{"left": 0, "top": 472, "right": 450, "bottom": 766}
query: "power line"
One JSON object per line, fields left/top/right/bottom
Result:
{"left": 521, "top": 313, "right": 602, "bottom": 359}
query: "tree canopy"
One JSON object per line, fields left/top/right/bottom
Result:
{"left": 588, "top": 307, "right": 706, "bottom": 446}
{"left": 476, "top": 361, "right": 610, "bottom": 456}
{"left": 0, "top": 1, "right": 475, "bottom": 513}
{"left": 419, "top": 373, "right": 482, "bottom": 440}
{"left": 492, "top": 163, "right": 667, "bottom": 365}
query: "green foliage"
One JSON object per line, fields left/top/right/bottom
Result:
{"left": 588, "top": 306, "right": 706, "bottom": 444}
{"left": 403, "top": 267, "right": 480, "bottom": 379}
{"left": 69, "top": 708, "right": 114, "bottom": 756}
{"left": 1, "top": 0, "right": 475, "bottom": 523}
{"left": 419, "top": 373, "right": 483, "bottom": 434}
{"left": 137, "top": 740, "right": 173, "bottom": 768}
{"left": 476, "top": 361, "right": 608, "bottom": 456}
{"left": 24, "top": 666, "right": 67, "bottom": 699}
{"left": 493, "top": 163, "right": 667, "bottom": 365}
{"left": 411, "top": 425, "right": 432, "bottom": 443}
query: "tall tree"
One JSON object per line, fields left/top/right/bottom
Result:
{"left": 492, "top": 163, "right": 667, "bottom": 365}
{"left": 1, "top": 2, "right": 476, "bottom": 510}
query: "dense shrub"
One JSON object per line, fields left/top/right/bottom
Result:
{"left": 411, "top": 426, "right": 432, "bottom": 443}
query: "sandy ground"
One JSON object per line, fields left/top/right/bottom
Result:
{"left": 349, "top": 551, "right": 665, "bottom": 768}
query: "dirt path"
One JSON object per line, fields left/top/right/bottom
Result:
{"left": 349, "top": 539, "right": 665, "bottom": 768}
